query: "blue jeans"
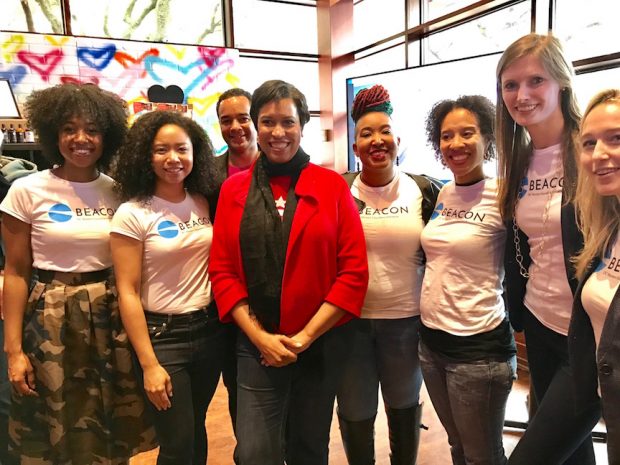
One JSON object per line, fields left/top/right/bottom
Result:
{"left": 419, "top": 341, "right": 516, "bottom": 465}
{"left": 337, "top": 316, "right": 423, "bottom": 421}
{"left": 235, "top": 321, "right": 356, "bottom": 465}
{"left": 508, "top": 309, "right": 599, "bottom": 465}
{"left": 143, "top": 308, "right": 224, "bottom": 465}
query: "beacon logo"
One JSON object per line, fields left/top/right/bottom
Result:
{"left": 430, "top": 202, "right": 443, "bottom": 220}
{"left": 595, "top": 248, "right": 613, "bottom": 273}
{"left": 518, "top": 177, "right": 528, "bottom": 199}
{"left": 48, "top": 203, "right": 73, "bottom": 223}
{"left": 157, "top": 220, "right": 179, "bottom": 239}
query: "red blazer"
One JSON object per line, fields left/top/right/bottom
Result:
{"left": 210, "top": 162, "right": 368, "bottom": 335}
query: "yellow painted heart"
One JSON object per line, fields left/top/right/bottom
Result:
{"left": 1, "top": 34, "right": 25, "bottom": 63}
{"left": 188, "top": 93, "right": 220, "bottom": 116}
{"left": 165, "top": 44, "right": 187, "bottom": 61}
{"left": 44, "top": 35, "right": 70, "bottom": 47}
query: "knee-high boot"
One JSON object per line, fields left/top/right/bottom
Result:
{"left": 337, "top": 412, "right": 376, "bottom": 465}
{"left": 385, "top": 403, "right": 423, "bottom": 465}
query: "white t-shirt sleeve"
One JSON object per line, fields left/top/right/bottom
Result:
{"left": 111, "top": 202, "right": 146, "bottom": 241}
{"left": 0, "top": 176, "right": 34, "bottom": 224}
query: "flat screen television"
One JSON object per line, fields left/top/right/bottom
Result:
{"left": 0, "top": 79, "right": 21, "bottom": 119}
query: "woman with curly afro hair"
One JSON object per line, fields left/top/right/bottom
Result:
{"left": 0, "top": 83, "right": 156, "bottom": 464}
{"left": 419, "top": 95, "right": 516, "bottom": 465}
{"left": 110, "top": 110, "right": 225, "bottom": 465}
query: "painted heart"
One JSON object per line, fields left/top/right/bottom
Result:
{"left": 115, "top": 48, "right": 160, "bottom": 70}
{"left": 165, "top": 45, "right": 187, "bottom": 61}
{"left": 17, "top": 49, "right": 64, "bottom": 82}
{"left": 187, "top": 93, "right": 220, "bottom": 116}
{"left": 0, "top": 65, "right": 28, "bottom": 86}
{"left": 1, "top": 34, "right": 25, "bottom": 63}
{"left": 77, "top": 45, "right": 117, "bottom": 71}
{"left": 198, "top": 46, "right": 227, "bottom": 68}
{"left": 145, "top": 56, "right": 218, "bottom": 99}
{"left": 44, "top": 35, "right": 70, "bottom": 47}
{"left": 60, "top": 75, "right": 100, "bottom": 85}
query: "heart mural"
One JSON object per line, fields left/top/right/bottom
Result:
{"left": 17, "top": 49, "right": 64, "bottom": 82}
{"left": 77, "top": 45, "right": 117, "bottom": 71}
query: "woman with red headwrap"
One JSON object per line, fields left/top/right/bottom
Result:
{"left": 336, "top": 85, "right": 441, "bottom": 465}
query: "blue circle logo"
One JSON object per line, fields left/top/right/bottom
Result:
{"left": 157, "top": 220, "right": 179, "bottom": 239}
{"left": 430, "top": 202, "right": 444, "bottom": 220}
{"left": 595, "top": 248, "right": 612, "bottom": 273}
{"left": 518, "top": 177, "right": 529, "bottom": 199}
{"left": 48, "top": 203, "right": 73, "bottom": 222}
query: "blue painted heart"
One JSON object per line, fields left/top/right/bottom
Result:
{"left": 77, "top": 45, "right": 117, "bottom": 71}
{"left": 0, "top": 65, "right": 28, "bottom": 86}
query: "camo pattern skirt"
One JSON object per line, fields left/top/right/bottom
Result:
{"left": 9, "top": 269, "right": 157, "bottom": 465}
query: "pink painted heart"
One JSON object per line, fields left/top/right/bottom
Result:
{"left": 60, "top": 75, "right": 100, "bottom": 85}
{"left": 17, "top": 49, "right": 64, "bottom": 82}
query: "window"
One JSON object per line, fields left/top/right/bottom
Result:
{"left": 235, "top": 55, "right": 320, "bottom": 111}
{"left": 232, "top": 0, "right": 317, "bottom": 54}
{"left": 425, "top": 0, "right": 480, "bottom": 21}
{"left": 1, "top": 0, "right": 64, "bottom": 34}
{"left": 555, "top": 0, "right": 620, "bottom": 61}
{"left": 352, "top": 40, "right": 408, "bottom": 78}
{"left": 69, "top": 0, "right": 224, "bottom": 46}
{"left": 354, "top": 0, "right": 406, "bottom": 50}
{"left": 423, "top": 2, "right": 530, "bottom": 65}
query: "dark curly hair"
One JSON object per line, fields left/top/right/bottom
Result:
{"left": 351, "top": 84, "right": 393, "bottom": 123}
{"left": 216, "top": 88, "right": 252, "bottom": 117}
{"left": 24, "top": 83, "right": 127, "bottom": 169}
{"left": 425, "top": 95, "right": 496, "bottom": 165}
{"left": 111, "top": 111, "right": 217, "bottom": 202}
{"left": 250, "top": 80, "right": 310, "bottom": 129}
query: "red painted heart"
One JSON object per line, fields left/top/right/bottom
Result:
{"left": 60, "top": 75, "right": 100, "bottom": 85}
{"left": 17, "top": 49, "right": 64, "bottom": 82}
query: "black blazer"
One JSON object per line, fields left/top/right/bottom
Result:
{"left": 569, "top": 258, "right": 618, "bottom": 462}
{"left": 503, "top": 193, "right": 583, "bottom": 332}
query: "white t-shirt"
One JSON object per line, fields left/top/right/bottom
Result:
{"left": 515, "top": 144, "right": 573, "bottom": 335}
{"left": 351, "top": 170, "right": 425, "bottom": 319}
{"left": 0, "top": 170, "right": 118, "bottom": 272}
{"left": 111, "top": 193, "right": 213, "bottom": 314}
{"left": 420, "top": 178, "right": 506, "bottom": 336}
{"left": 582, "top": 234, "right": 620, "bottom": 351}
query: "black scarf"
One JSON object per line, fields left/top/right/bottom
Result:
{"left": 239, "top": 148, "right": 310, "bottom": 333}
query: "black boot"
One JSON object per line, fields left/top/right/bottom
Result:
{"left": 337, "top": 412, "right": 376, "bottom": 465}
{"left": 385, "top": 403, "right": 423, "bottom": 465}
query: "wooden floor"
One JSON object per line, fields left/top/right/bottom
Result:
{"left": 130, "top": 368, "right": 608, "bottom": 464}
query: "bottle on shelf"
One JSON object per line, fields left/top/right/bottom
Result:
{"left": 16, "top": 124, "right": 25, "bottom": 143}
{"left": 7, "top": 124, "right": 17, "bottom": 144}
{"left": 1, "top": 124, "right": 7, "bottom": 144}
{"left": 24, "top": 125, "right": 35, "bottom": 143}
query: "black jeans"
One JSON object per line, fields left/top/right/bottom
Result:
{"left": 143, "top": 307, "right": 225, "bottom": 465}
{"left": 508, "top": 309, "right": 600, "bottom": 465}
{"left": 235, "top": 320, "right": 357, "bottom": 465}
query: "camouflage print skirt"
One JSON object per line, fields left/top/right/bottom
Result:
{"left": 9, "top": 269, "right": 157, "bottom": 465}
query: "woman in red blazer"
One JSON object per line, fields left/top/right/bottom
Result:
{"left": 209, "top": 79, "right": 369, "bottom": 465}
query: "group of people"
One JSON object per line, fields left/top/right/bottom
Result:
{"left": 0, "top": 31, "right": 618, "bottom": 465}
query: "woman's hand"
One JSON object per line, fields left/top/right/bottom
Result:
{"left": 255, "top": 332, "right": 300, "bottom": 367}
{"left": 7, "top": 351, "right": 37, "bottom": 396}
{"left": 143, "top": 364, "right": 173, "bottom": 411}
{"left": 286, "top": 330, "right": 313, "bottom": 354}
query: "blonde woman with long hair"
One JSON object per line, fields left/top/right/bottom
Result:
{"left": 570, "top": 88, "right": 620, "bottom": 464}
{"left": 495, "top": 33, "right": 600, "bottom": 464}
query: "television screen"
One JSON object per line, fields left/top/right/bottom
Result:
{"left": 0, "top": 79, "right": 21, "bottom": 119}
{"left": 346, "top": 52, "right": 620, "bottom": 180}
